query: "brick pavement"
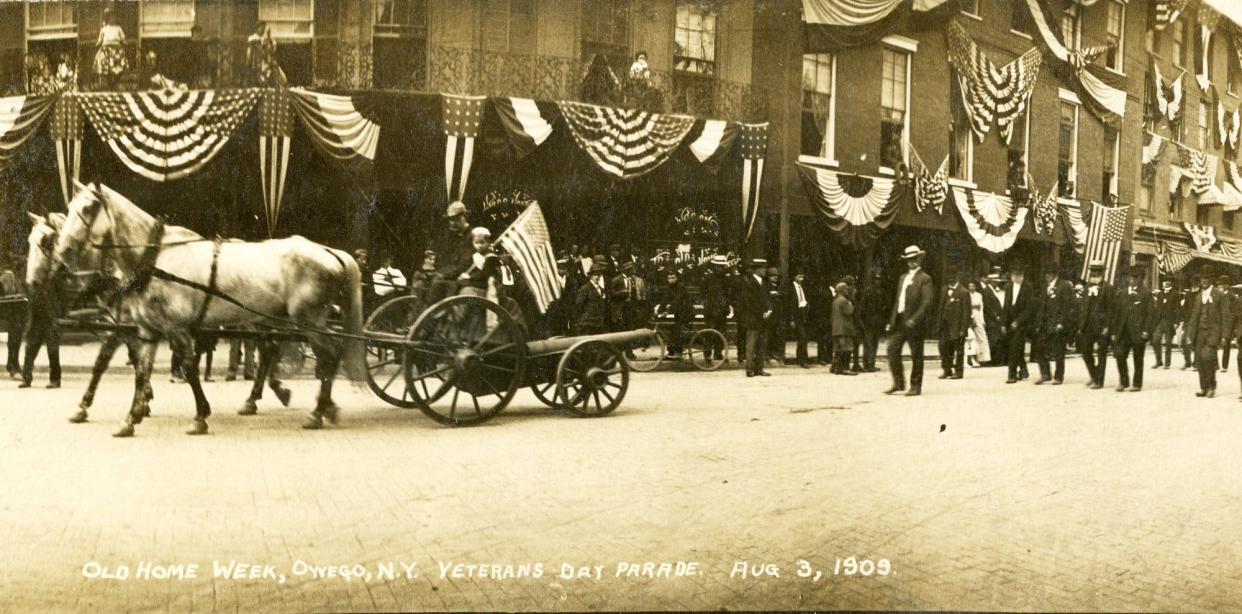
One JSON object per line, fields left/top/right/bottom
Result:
{"left": 0, "top": 344, "right": 1241, "bottom": 612}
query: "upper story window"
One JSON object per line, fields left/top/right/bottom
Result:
{"left": 800, "top": 53, "right": 835, "bottom": 160}
{"left": 961, "top": 0, "right": 980, "bottom": 18}
{"left": 373, "top": 0, "right": 428, "bottom": 89}
{"left": 880, "top": 46, "right": 911, "bottom": 171}
{"left": 26, "top": 0, "right": 77, "bottom": 40}
{"left": 1172, "top": 18, "right": 1188, "bottom": 67}
{"left": 1229, "top": 45, "right": 1239, "bottom": 95}
{"left": 140, "top": 0, "right": 195, "bottom": 38}
{"left": 374, "top": 0, "right": 428, "bottom": 36}
{"left": 1198, "top": 100, "right": 1209, "bottom": 148}
{"left": 674, "top": 1, "right": 716, "bottom": 76}
{"left": 1010, "top": 1, "right": 1033, "bottom": 36}
{"left": 1007, "top": 109, "right": 1031, "bottom": 193}
{"left": 1102, "top": 125, "right": 1120, "bottom": 199}
{"left": 1104, "top": 0, "right": 1124, "bottom": 72}
{"left": 1059, "top": 5, "right": 1081, "bottom": 49}
{"left": 1058, "top": 97, "right": 1079, "bottom": 197}
{"left": 949, "top": 73, "right": 972, "bottom": 183}
{"left": 259, "top": 0, "right": 313, "bottom": 40}
{"left": 581, "top": 0, "right": 629, "bottom": 74}
{"left": 483, "top": 0, "right": 535, "bottom": 55}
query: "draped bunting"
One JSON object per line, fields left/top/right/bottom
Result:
{"left": 1176, "top": 144, "right": 1217, "bottom": 197}
{"left": 739, "top": 123, "right": 768, "bottom": 243}
{"left": 1142, "top": 132, "right": 1165, "bottom": 166}
{"left": 289, "top": 88, "right": 379, "bottom": 161}
{"left": 951, "top": 187, "right": 1029, "bottom": 253}
{"left": 1151, "top": 0, "right": 1189, "bottom": 32}
{"left": 802, "top": 0, "right": 957, "bottom": 52}
{"left": 77, "top": 89, "right": 259, "bottom": 182}
{"left": 1185, "top": 222, "right": 1218, "bottom": 252}
{"left": 1058, "top": 197, "right": 1089, "bottom": 254}
{"left": 1220, "top": 241, "right": 1242, "bottom": 261}
{"left": 796, "top": 164, "right": 903, "bottom": 235}
{"left": 689, "top": 119, "right": 741, "bottom": 168}
{"left": 1150, "top": 59, "right": 1183, "bottom": 125}
{"left": 1031, "top": 183, "right": 1059, "bottom": 236}
{"left": 1023, "top": 0, "right": 1126, "bottom": 124}
{"left": 0, "top": 94, "right": 55, "bottom": 173}
{"left": 1222, "top": 160, "right": 1242, "bottom": 210}
{"left": 1228, "top": 109, "right": 1241, "bottom": 155}
{"left": 442, "top": 93, "right": 486, "bottom": 202}
{"left": 1196, "top": 19, "right": 1217, "bottom": 92}
{"left": 1156, "top": 240, "right": 1194, "bottom": 274}
{"left": 558, "top": 100, "right": 695, "bottom": 179}
{"left": 492, "top": 96, "right": 553, "bottom": 158}
{"left": 259, "top": 89, "right": 293, "bottom": 237}
{"left": 49, "top": 95, "right": 83, "bottom": 207}
{"left": 912, "top": 153, "right": 948, "bottom": 213}
{"left": 1216, "top": 94, "right": 1227, "bottom": 149}
{"left": 945, "top": 20, "right": 1042, "bottom": 144}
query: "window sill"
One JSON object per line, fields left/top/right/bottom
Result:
{"left": 1104, "top": 66, "right": 1126, "bottom": 78}
{"left": 1010, "top": 29, "right": 1033, "bottom": 40}
{"left": 797, "top": 154, "right": 839, "bottom": 168}
{"left": 948, "top": 178, "right": 976, "bottom": 190}
{"left": 878, "top": 166, "right": 896, "bottom": 177}
{"left": 960, "top": 11, "right": 982, "bottom": 22}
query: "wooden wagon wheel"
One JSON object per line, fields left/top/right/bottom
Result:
{"left": 556, "top": 339, "right": 629, "bottom": 417}
{"left": 687, "top": 328, "right": 728, "bottom": 371}
{"left": 403, "top": 296, "right": 526, "bottom": 426}
{"left": 363, "top": 295, "right": 432, "bottom": 408}
{"left": 625, "top": 326, "right": 666, "bottom": 373}
{"left": 527, "top": 356, "right": 563, "bottom": 409}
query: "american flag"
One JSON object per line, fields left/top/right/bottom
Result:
{"left": 739, "top": 122, "right": 768, "bottom": 242}
{"left": 260, "top": 89, "right": 294, "bottom": 237}
{"left": 557, "top": 100, "right": 696, "bottom": 178}
{"left": 49, "top": 95, "right": 84, "bottom": 207}
{"left": 1080, "top": 202, "right": 1129, "bottom": 284}
{"left": 496, "top": 204, "right": 561, "bottom": 313}
{"left": 1157, "top": 241, "right": 1194, "bottom": 274}
{"left": 443, "top": 94, "right": 486, "bottom": 202}
{"left": 0, "top": 94, "right": 54, "bottom": 172}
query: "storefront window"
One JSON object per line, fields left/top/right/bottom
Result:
{"left": 674, "top": 1, "right": 716, "bottom": 76}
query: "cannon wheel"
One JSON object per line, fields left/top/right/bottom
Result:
{"left": 363, "top": 295, "right": 433, "bottom": 408}
{"left": 625, "top": 327, "right": 666, "bottom": 373}
{"left": 687, "top": 328, "right": 728, "bottom": 371}
{"left": 530, "top": 381, "right": 562, "bottom": 409}
{"left": 403, "top": 296, "right": 527, "bottom": 426}
{"left": 556, "top": 340, "right": 629, "bottom": 417}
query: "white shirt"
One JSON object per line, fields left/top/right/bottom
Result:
{"left": 372, "top": 265, "right": 406, "bottom": 297}
{"left": 794, "top": 282, "right": 807, "bottom": 308}
{"left": 1202, "top": 288, "right": 1214, "bottom": 304}
{"left": 1010, "top": 278, "right": 1022, "bottom": 303}
{"left": 897, "top": 267, "right": 919, "bottom": 314}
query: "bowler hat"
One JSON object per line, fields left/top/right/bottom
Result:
{"left": 1217, "top": 274, "right": 1232, "bottom": 285}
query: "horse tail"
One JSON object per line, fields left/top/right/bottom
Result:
{"left": 338, "top": 251, "right": 368, "bottom": 383}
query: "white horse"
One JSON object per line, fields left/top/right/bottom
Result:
{"left": 51, "top": 182, "right": 365, "bottom": 437}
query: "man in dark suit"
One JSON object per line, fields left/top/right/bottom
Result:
{"left": 858, "top": 270, "right": 887, "bottom": 372}
{"left": 1110, "top": 267, "right": 1154, "bottom": 392}
{"left": 812, "top": 276, "right": 836, "bottom": 366}
{"left": 937, "top": 269, "right": 971, "bottom": 380}
{"left": 1151, "top": 280, "right": 1178, "bottom": 369}
{"left": 982, "top": 271, "right": 1007, "bottom": 366}
{"left": 574, "top": 265, "right": 609, "bottom": 336}
{"left": 1001, "top": 262, "right": 1037, "bottom": 384}
{"left": 1034, "top": 267, "right": 1074, "bottom": 385}
{"left": 885, "top": 245, "right": 935, "bottom": 396}
{"left": 786, "top": 271, "right": 813, "bottom": 368}
{"left": 765, "top": 267, "right": 785, "bottom": 364}
{"left": 1230, "top": 284, "right": 1242, "bottom": 398}
{"left": 1078, "top": 261, "right": 1114, "bottom": 389}
{"left": 1187, "top": 269, "right": 1230, "bottom": 397}
{"left": 736, "top": 259, "right": 772, "bottom": 377}
{"left": 701, "top": 255, "right": 732, "bottom": 362}
{"left": 831, "top": 281, "right": 858, "bottom": 375}
{"left": 609, "top": 261, "right": 636, "bottom": 334}
{"left": 1218, "top": 274, "right": 1236, "bottom": 372}
{"left": 1180, "top": 287, "right": 1197, "bottom": 370}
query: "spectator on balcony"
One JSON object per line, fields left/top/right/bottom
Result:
{"left": 94, "top": 8, "right": 130, "bottom": 91}
{"left": 247, "top": 22, "right": 286, "bottom": 87}
{"left": 54, "top": 54, "right": 78, "bottom": 92}
{"left": 144, "top": 50, "right": 187, "bottom": 91}
{"left": 629, "top": 51, "right": 651, "bottom": 83}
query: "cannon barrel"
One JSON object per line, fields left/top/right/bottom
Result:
{"left": 525, "top": 328, "right": 657, "bottom": 357}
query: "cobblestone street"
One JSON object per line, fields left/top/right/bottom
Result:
{"left": 2, "top": 345, "right": 1242, "bottom": 612}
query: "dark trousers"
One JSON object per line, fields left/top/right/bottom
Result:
{"left": 988, "top": 327, "right": 1007, "bottom": 365}
{"left": 1113, "top": 340, "right": 1146, "bottom": 389}
{"left": 1151, "top": 323, "right": 1174, "bottom": 366}
{"left": 861, "top": 328, "right": 880, "bottom": 369}
{"left": 1036, "top": 332, "right": 1066, "bottom": 381}
{"left": 792, "top": 310, "right": 809, "bottom": 364}
{"left": 1223, "top": 338, "right": 1234, "bottom": 371}
{"left": 1182, "top": 331, "right": 1195, "bottom": 367}
{"left": 745, "top": 328, "right": 767, "bottom": 374}
{"left": 667, "top": 322, "right": 690, "bottom": 355}
{"left": 21, "top": 314, "right": 60, "bottom": 384}
{"left": 1196, "top": 341, "right": 1219, "bottom": 391}
{"left": 1006, "top": 328, "right": 1028, "bottom": 379}
{"left": 5, "top": 313, "right": 23, "bottom": 373}
{"left": 887, "top": 325, "right": 924, "bottom": 389}
{"left": 1080, "top": 332, "right": 1110, "bottom": 385}
{"left": 229, "top": 338, "right": 256, "bottom": 377}
{"left": 736, "top": 324, "right": 748, "bottom": 360}
{"left": 816, "top": 327, "right": 832, "bottom": 364}
{"left": 939, "top": 336, "right": 964, "bottom": 376}
{"left": 705, "top": 313, "right": 728, "bottom": 360}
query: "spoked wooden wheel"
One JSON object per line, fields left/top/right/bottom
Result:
{"left": 530, "top": 381, "right": 561, "bottom": 408}
{"left": 528, "top": 356, "right": 563, "bottom": 409}
{"left": 403, "top": 296, "right": 527, "bottom": 426}
{"left": 556, "top": 340, "right": 629, "bottom": 417}
{"left": 687, "top": 328, "right": 728, "bottom": 371}
{"left": 625, "top": 328, "right": 666, "bottom": 372}
{"left": 364, "top": 295, "right": 429, "bottom": 408}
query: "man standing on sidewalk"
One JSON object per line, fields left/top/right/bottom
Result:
{"left": 786, "top": 271, "right": 812, "bottom": 368}
{"left": 858, "top": 270, "right": 886, "bottom": 372}
{"left": 937, "top": 269, "right": 970, "bottom": 380}
{"left": 737, "top": 259, "right": 772, "bottom": 378}
{"left": 1110, "top": 267, "right": 1154, "bottom": 392}
{"left": 885, "top": 246, "right": 934, "bottom": 396}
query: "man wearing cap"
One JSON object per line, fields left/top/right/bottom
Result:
{"left": 1001, "top": 262, "right": 1037, "bottom": 384}
{"left": 937, "top": 269, "right": 971, "bottom": 380}
{"left": 786, "top": 271, "right": 813, "bottom": 368}
{"left": 1110, "top": 267, "right": 1154, "bottom": 392}
{"left": 1187, "top": 269, "right": 1230, "bottom": 397}
{"left": 1078, "top": 261, "right": 1114, "bottom": 388}
{"left": 1034, "top": 266, "right": 1074, "bottom": 385}
{"left": 1151, "top": 280, "right": 1179, "bottom": 369}
{"left": 701, "top": 254, "right": 733, "bottom": 363}
{"left": 736, "top": 259, "right": 773, "bottom": 377}
{"left": 885, "top": 245, "right": 935, "bottom": 396}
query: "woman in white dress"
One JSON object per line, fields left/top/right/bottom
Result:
{"left": 965, "top": 280, "right": 990, "bottom": 367}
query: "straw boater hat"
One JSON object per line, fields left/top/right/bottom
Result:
{"left": 748, "top": 258, "right": 768, "bottom": 269}
{"left": 710, "top": 254, "right": 728, "bottom": 266}
{"left": 900, "top": 245, "right": 925, "bottom": 260}
{"left": 446, "top": 201, "right": 467, "bottom": 217}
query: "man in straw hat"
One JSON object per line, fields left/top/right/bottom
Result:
{"left": 1187, "top": 267, "right": 1230, "bottom": 397}
{"left": 701, "top": 254, "right": 733, "bottom": 363}
{"left": 737, "top": 258, "right": 773, "bottom": 377}
{"left": 885, "top": 245, "right": 935, "bottom": 396}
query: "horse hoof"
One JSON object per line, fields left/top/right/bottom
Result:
{"left": 139, "top": 407, "right": 151, "bottom": 418}
{"left": 238, "top": 401, "right": 258, "bottom": 416}
{"left": 319, "top": 404, "right": 340, "bottom": 425}
{"left": 301, "top": 416, "right": 324, "bottom": 430}
{"left": 186, "top": 421, "right": 209, "bottom": 436}
{"left": 274, "top": 386, "right": 292, "bottom": 407}
{"left": 113, "top": 425, "right": 135, "bottom": 438}
{"left": 68, "top": 410, "right": 88, "bottom": 424}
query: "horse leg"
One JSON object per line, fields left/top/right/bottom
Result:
{"left": 70, "top": 332, "right": 123, "bottom": 423}
{"left": 239, "top": 337, "right": 279, "bottom": 415}
{"left": 174, "top": 335, "right": 211, "bottom": 436}
{"left": 114, "top": 338, "right": 157, "bottom": 438}
{"left": 303, "top": 341, "right": 340, "bottom": 430}
{"left": 265, "top": 342, "right": 292, "bottom": 407}
{"left": 126, "top": 336, "right": 155, "bottom": 415}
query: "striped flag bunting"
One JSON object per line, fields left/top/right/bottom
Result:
{"left": 491, "top": 97, "right": 552, "bottom": 158}
{"left": 1184, "top": 222, "right": 1218, "bottom": 253}
{"left": 1058, "top": 197, "right": 1088, "bottom": 254}
{"left": 1157, "top": 241, "right": 1194, "bottom": 274}
{"left": 1149, "top": 59, "right": 1184, "bottom": 125}
{"left": 689, "top": 119, "right": 740, "bottom": 167}
{"left": 495, "top": 204, "right": 561, "bottom": 313}
{"left": 1220, "top": 241, "right": 1242, "bottom": 262}
{"left": 945, "top": 20, "right": 1042, "bottom": 144}
{"left": 259, "top": 89, "right": 294, "bottom": 237}
{"left": 1177, "top": 143, "right": 1217, "bottom": 196}
{"left": 557, "top": 100, "right": 695, "bottom": 179}
{"left": 1022, "top": 0, "right": 1126, "bottom": 124}
{"left": 1031, "top": 183, "right": 1059, "bottom": 236}
{"left": 49, "top": 95, "right": 84, "bottom": 207}
{"left": 739, "top": 123, "right": 769, "bottom": 243}
{"left": 1080, "top": 202, "right": 1129, "bottom": 284}
{"left": 910, "top": 147, "right": 948, "bottom": 214}
{"left": 442, "top": 93, "right": 486, "bottom": 202}
{"left": 0, "top": 94, "right": 55, "bottom": 172}
{"left": 951, "top": 187, "right": 1029, "bottom": 253}
{"left": 77, "top": 89, "right": 259, "bottom": 181}
{"left": 1151, "top": 0, "right": 1189, "bottom": 32}
{"left": 802, "top": 0, "right": 956, "bottom": 52}
{"left": 1222, "top": 161, "right": 1242, "bottom": 209}
{"left": 1195, "top": 4, "right": 1222, "bottom": 92}
{"left": 1142, "top": 132, "right": 1166, "bottom": 166}
{"left": 289, "top": 88, "right": 379, "bottom": 161}
{"left": 801, "top": 165, "right": 897, "bottom": 226}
